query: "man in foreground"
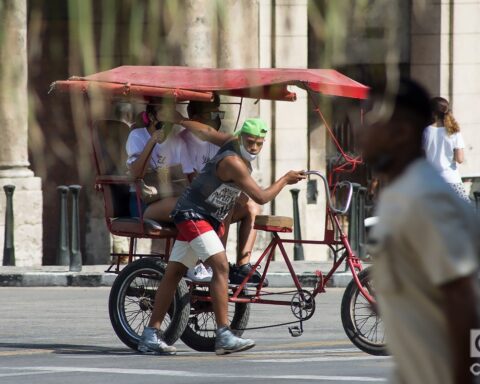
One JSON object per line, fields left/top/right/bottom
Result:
{"left": 360, "top": 78, "right": 480, "bottom": 383}
{"left": 139, "top": 112, "right": 305, "bottom": 355}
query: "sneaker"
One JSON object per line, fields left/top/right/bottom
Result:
{"left": 186, "top": 263, "right": 213, "bottom": 283}
{"left": 138, "top": 327, "right": 176, "bottom": 355}
{"left": 215, "top": 326, "right": 255, "bottom": 355}
{"left": 229, "top": 263, "right": 269, "bottom": 287}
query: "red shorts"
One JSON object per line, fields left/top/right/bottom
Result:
{"left": 169, "top": 220, "right": 225, "bottom": 268}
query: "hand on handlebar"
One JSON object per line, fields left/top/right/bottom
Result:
{"left": 284, "top": 170, "right": 307, "bottom": 185}
{"left": 301, "top": 170, "right": 353, "bottom": 214}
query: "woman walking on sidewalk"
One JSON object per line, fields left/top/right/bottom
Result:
{"left": 423, "top": 97, "right": 470, "bottom": 203}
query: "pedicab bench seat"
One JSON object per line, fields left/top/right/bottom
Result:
{"left": 254, "top": 215, "right": 293, "bottom": 233}
{"left": 92, "top": 120, "right": 178, "bottom": 239}
{"left": 96, "top": 174, "right": 178, "bottom": 238}
{"left": 110, "top": 217, "right": 177, "bottom": 237}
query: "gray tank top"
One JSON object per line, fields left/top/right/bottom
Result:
{"left": 173, "top": 140, "right": 250, "bottom": 225}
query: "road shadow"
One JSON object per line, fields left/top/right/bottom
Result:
{"left": 0, "top": 342, "right": 136, "bottom": 356}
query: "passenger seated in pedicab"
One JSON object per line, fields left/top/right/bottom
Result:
{"left": 125, "top": 102, "right": 194, "bottom": 222}
{"left": 180, "top": 93, "right": 265, "bottom": 286}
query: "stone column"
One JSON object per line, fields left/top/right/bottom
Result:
{"left": 258, "top": 0, "right": 274, "bottom": 257}
{"left": 446, "top": 1, "right": 480, "bottom": 179}
{"left": 410, "top": 1, "right": 443, "bottom": 97}
{"left": 271, "top": 0, "right": 323, "bottom": 260}
{"left": 216, "top": 0, "right": 261, "bottom": 261}
{"left": 180, "top": 0, "right": 218, "bottom": 68}
{"left": 217, "top": 0, "right": 259, "bottom": 132}
{"left": 179, "top": 0, "right": 262, "bottom": 262}
{"left": 0, "top": 0, "right": 43, "bottom": 266}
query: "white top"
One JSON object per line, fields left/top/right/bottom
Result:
{"left": 423, "top": 125, "right": 465, "bottom": 183}
{"left": 370, "top": 159, "right": 480, "bottom": 384}
{"left": 125, "top": 128, "right": 194, "bottom": 174}
{"left": 180, "top": 129, "right": 220, "bottom": 172}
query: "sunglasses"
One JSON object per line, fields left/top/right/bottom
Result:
{"left": 200, "top": 111, "right": 225, "bottom": 120}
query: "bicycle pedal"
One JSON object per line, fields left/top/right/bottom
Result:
{"left": 288, "top": 326, "right": 303, "bottom": 337}
{"left": 315, "top": 270, "right": 325, "bottom": 293}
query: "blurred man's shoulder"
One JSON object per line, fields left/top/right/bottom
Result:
{"left": 392, "top": 159, "right": 451, "bottom": 200}
{"left": 377, "top": 159, "right": 458, "bottom": 225}
{"left": 383, "top": 158, "right": 476, "bottom": 225}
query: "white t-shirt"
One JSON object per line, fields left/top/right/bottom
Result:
{"left": 370, "top": 159, "right": 480, "bottom": 384}
{"left": 180, "top": 129, "right": 219, "bottom": 172}
{"left": 423, "top": 125, "right": 465, "bottom": 183}
{"left": 125, "top": 127, "right": 194, "bottom": 174}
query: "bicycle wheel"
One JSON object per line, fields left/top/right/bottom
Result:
{"left": 109, "top": 258, "right": 190, "bottom": 350}
{"left": 180, "top": 286, "right": 250, "bottom": 352}
{"left": 341, "top": 267, "right": 388, "bottom": 356}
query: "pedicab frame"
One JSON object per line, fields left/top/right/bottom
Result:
{"left": 52, "top": 66, "right": 384, "bottom": 356}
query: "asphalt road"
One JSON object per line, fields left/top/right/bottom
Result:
{"left": 0, "top": 287, "right": 391, "bottom": 383}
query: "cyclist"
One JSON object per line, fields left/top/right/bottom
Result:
{"left": 138, "top": 110, "right": 305, "bottom": 355}
{"left": 180, "top": 94, "right": 265, "bottom": 285}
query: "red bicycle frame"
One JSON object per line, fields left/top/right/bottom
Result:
{"left": 190, "top": 171, "right": 375, "bottom": 307}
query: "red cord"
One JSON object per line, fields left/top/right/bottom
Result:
{"left": 304, "top": 85, "right": 363, "bottom": 188}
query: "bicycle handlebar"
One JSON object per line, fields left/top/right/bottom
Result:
{"left": 303, "top": 170, "right": 353, "bottom": 215}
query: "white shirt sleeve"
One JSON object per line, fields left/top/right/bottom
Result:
{"left": 422, "top": 128, "right": 430, "bottom": 151}
{"left": 405, "top": 196, "right": 478, "bottom": 286}
{"left": 126, "top": 130, "right": 147, "bottom": 166}
{"left": 454, "top": 132, "right": 465, "bottom": 149}
{"left": 176, "top": 136, "right": 195, "bottom": 174}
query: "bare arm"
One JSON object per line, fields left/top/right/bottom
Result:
{"left": 128, "top": 141, "right": 155, "bottom": 179}
{"left": 156, "top": 107, "right": 232, "bottom": 147}
{"left": 217, "top": 156, "right": 305, "bottom": 205}
{"left": 454, "top": 148, "right": 464, "bottom": 164}
{"left": 442, "top": 274, "right": 480, "bottom": 384}
{"left": 179, "top": 119, "right": 232, "bottom": 147}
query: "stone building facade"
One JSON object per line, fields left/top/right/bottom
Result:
{"left": 0, "top": 0, "right": 479, "bottom": 266}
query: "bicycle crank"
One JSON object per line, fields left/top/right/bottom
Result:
{"left": 290, "top": 290, "right": 315, "bottom": 321}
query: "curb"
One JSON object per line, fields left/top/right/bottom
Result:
{"left": 0, "top": 271, "right": 352, "bottom": 288}
{"left": 0, "top": 272, "right": 117, "bottom": 287}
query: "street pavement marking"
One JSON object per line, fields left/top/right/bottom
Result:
{"left": 0, "top": 344, "right": 383, "bottom": 365}
{"left": 247, "top": 347, "right": 362, "bottom": 355}
{"left": 244, "top": 355, "right": 389, "bottom": 363}
{"left": 0, "top": 370, "right": 58, "bottom": 378}
{"left": 0, "top": 349, "right": 53, "bottom": 357}
{"left": 54, "top": 347, "right": 375, "bottom": 362}
{"left": 260, "top": 340, "right": 351, "bottom": 350}
{"left": 0, "top": 340, "right": 351, "bottom": 360}
{"left": 5, "top": 366, "right": 387, "bottom": 382}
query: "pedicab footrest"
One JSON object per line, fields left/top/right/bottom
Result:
{"left": 254, "top": 215, "right": 293, "bottom": 233}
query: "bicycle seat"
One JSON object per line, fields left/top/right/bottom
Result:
{"left": 254, "top": 215, "right": 293, "bottom": 233}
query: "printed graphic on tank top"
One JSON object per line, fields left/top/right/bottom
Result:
{"left": 205, "top": 184, "right": 241, "bottom": 221}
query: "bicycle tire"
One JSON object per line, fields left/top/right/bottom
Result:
{"left": 341, "top": 267, "right": 388, "bottom": 356}
{"left": 180, "top": 286, "right": 250, "bottom": 352}
{"left": 109, "top": 258, "right": 190, "bottom": 350}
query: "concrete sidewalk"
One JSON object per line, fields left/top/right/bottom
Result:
{"left": 0, "top": 261, "right": 371, "bottom": 288}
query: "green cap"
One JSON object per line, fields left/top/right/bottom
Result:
{"left": 235, "top": 118, "right": 268, "bottom": 138}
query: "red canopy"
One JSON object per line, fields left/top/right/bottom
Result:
{"left": 52, "top": 66, "right": 369, "bottom": 101}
